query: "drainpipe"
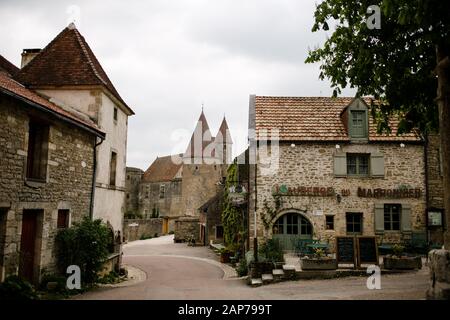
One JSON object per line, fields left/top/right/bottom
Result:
{"left": 90, "top": 136, "right": 104, "bottom": 219}
{"left": 254, "top": 163, "right": 258, "bottom": 262}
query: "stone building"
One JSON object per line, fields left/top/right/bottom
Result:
{"left": 426, "top": 134, "right": 445, "bottom": 245}
{"left": 139, "top": 155, "right": 183, "bottom": 233}
{"left": 14, "top": 24, "right": 134, "bottom": 234}
{"left": 125, "top": 167, "right": 143, "bottom": 215}
{"left": 248, "top": 96, "right": 430, "bottom": 251}
{"left": 133, "top": 111, "right": 233, "bottom": 239}
{"left": 0, "top": 55, "right": 104, "bottom": 283}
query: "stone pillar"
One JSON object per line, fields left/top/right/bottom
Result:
{"left": 427, "top": 250, "right": 450, "bottom": 299}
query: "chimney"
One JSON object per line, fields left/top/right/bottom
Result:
{"left": 21, "top": 48, "right": 41, "bottom": 68}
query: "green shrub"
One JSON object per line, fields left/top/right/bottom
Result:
{"left": 55, "top": 216, "right": 111, "bottom": 285}
{"left": 124, "top": 211, "right": 143, "bottom": 219}
{"left": 39, "top": 273, "right": 68, "bottom": 293}
{"left": 392, "top": 244, "right": 405, "bottom": 256}
{"left": 236, "top": 258, "right": 248, "bottom": 277}
{"left": 154, "top": 233, "right": 159, "bottom": 238}
{"left": 259, "top": 238, "right": 284, "bottom": 263}
{"left": 97, "top": 271, "right": 120, "bottom": 284}
{"left": 168, "top": 231, "right": 174, "bottom": 235}
{"left": 0, "top": 275, "right": 38, "bottom": 300}
{"left": 140, "top": 234, "right": 153, "bottom": 240}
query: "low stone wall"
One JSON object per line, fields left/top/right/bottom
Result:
{"left": 174, "top": 217, "right": 200, "bottom": 243}
{"left": 123, "top": 218, "right": 163, "bottom": 242}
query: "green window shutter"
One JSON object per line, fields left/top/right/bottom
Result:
{"left": 401, "top": 204, "right": 412, "bottom": 232}
{"left": 370, "top": 152, "right": 385, "bottom": 177}
{"left": 374, "top": 203, "right": 384, "bottom": 234}
{"left": 333, "top": 152, "right": 347, "bottom": 177}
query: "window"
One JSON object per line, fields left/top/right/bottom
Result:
{"left": 127, "top": 175, "right": 130, "bottom": 180}
{"left": 159, "top": 184, "right": 165, "bottom": 199}
{"left": 57, "top": 209, "right": 69, "bottom": 229}
{"left": 126, "top": 193, "right": 130, "bottom": 199}
{"left": 384, "top": 204, "right": 401, "bottom": 231}
{"left": 347, "top": 154, "right": 369, "bottom": 176}
{"left": 113, "top": 107, "right": 118, "bottom": 122}
{"left": 26, "top": 121, "right": 49, "bottom": 181}
{"left": 109, "top": 152, "right": 117, "bottom": 186}
{"left": 346, "top": 212, "right": 363, "bottom": 234}
{"left": 350, "top": 110, "right": 367, "bottom": 138}
{"left": 216, "top": 225, "right": 224, "bottom": 239}
{"left": 325, "top": 215, "right": 334, "bottom": 230}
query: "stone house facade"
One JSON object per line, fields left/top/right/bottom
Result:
{"left": 125, "top": 167, "right": 143, "bottom": 215}
{"left": 0, "top": 57, "right": 104, "bottom": 283}
{"left": 14, "top": 24, "right": 134, "bottom": 234}
{"left": 248, "top": 96, "right": 430, "bottom": 252}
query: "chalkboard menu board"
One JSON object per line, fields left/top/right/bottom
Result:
{"left": 336, "top": 236, "right": 356, "bottom": 266}
{"left": 357, "top": 237, "right": 379, "bottom": 266}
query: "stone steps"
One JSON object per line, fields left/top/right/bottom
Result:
{"left": 272, "top": 269, "right": 285, "bottom": 281}
{"left": 261, "top": 273, "right": 274, "bottom": 284}
{"left": 250, "top": 278, "right": 263, "bottom": 287}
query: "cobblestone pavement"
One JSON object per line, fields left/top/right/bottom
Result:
{"left": 73, "top": 235, "right": 429, "bottom": 300}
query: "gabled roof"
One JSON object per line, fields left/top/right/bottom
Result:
{"left": 142, "top": 154, "right": 183, "bottom": 183}
{"left": 15, "top": 24, "right": 134, "bottom": 115}
{"left": 184, "top": 111, "right": 215, "bottom": 159}
{"left": 253, "top": 96, "right": 420, "bottom": 142}
{"left": 0, "top": 71, "right": 104, "bottom": 137}
{"left": 0, "top": 54, "right": 19, "bottom": 76}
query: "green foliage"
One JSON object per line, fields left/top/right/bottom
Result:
{"left": 306, "top": 0, "right": 450, "bottom": 135}
{"left": 392, "top": 244, "right": 405, "bottom": 256}
{"left": 0, "top": 275, "right": 38, "bottom": 300}
{"left": 222, "top": 162, "right": 246, "bottom": 251}
{"left": 151, "top": 207, "right": 160, "bottom": 218}
{"left": 258, "top": 238, "right": 285, "bottom": 263}
{"left": 261, "top": 194, "right": 282, "bottom": 230}
{"left": 236, "top": 258, "right": 248, "bottom": 277}
{"left": 97, "top": 271, "right": 120, "bottom": 284}
{"left": 168, "top": 230, "right": 174, "bottom": 235}
{"left": 140, "top": 234, "right": 153, "bottom": 240}
{"left": 124, "top": 211, "right": 143, "bottom": 219}
{"left": 55, "top": 216, "right": 111, "bottom": 285}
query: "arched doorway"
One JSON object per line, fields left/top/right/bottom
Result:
{"left": 272, "top": 212, "right": 313, "bottom": 251}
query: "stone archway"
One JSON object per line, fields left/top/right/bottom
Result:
{"left": 271, "top": 211, "right": 313, "bottom": 251}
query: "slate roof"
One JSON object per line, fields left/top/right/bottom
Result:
{"left": 184, "top": 111, "right": 215, "bottom": 159}
{"left": 142, "top": 154, "right": 183, "bottom": 183}
{"left": 253, "top": 96, "right": 420, "bottom": 142}
{"left": 0, "top": 70, "right": 104, "bottom": 137}
{"left": 15, "top": 24, "right": 134, "bottom": 115}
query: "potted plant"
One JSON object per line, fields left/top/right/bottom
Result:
{"left": 300, "top": 248, "right": 337, "bottom": 270}
{"left": 219, "top": 247, "right": 233, "bottom": 263}
{"left": 383, "top": 244, "right": 422, "bottom": 270}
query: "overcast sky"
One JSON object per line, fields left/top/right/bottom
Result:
{"left": 0, "top": 0, "right": 355, "bottom": 171}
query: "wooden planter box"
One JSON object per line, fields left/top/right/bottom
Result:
{"left": 300, "top": 257, "right": 337, "bottom": 270}
{"left": 383, "top": 256, "right": 422, "bottom": 270}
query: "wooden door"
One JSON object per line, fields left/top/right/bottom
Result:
{"left": 163, "top": 218, "right": 169, "bottom": 234}
{"left": 19, "top": 210, "right": 39, "bottom": 282}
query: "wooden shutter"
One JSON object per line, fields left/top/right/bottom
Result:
{"left": 401, "top": 204, "right": 412, "bottom": 232}
{"left": 374, "top": 203, "right": 384, "bottom": 234}
{"left": 334, "top": 152, "right": 347, "bottom": 177}
{"left": 370, "top": 152, "right": 385, "bottom": 177}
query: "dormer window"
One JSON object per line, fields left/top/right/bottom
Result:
{"left": 347, "top": 98, "right": 368, "bottom": 140}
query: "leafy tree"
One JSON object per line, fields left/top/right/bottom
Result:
{"left": 306, "top": 0, "right": 450, "bottom": 248}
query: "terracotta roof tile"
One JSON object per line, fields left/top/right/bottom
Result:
{"left": 142, "top": 155, "right": 183, "bottom": 183}
{"left": 15, "top": 25, "right": 134, "bottom": 115}
{"left": 0, "top": 54, "right": 19, "bottom": 76}
{"left": 254, "top": 96, "right": 419, "bottom": 142}
{"left": 0, "top": 71, "right": 104, "bottom": 137}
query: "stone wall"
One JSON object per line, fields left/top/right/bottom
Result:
{"left": 0, "top": 94, "right": 95, "bottom": 282}
{"left": 174, "top": 217, "right": 200, "bottom": 243}
{"left": 139, "top": 179, "right": 182, "bottom": 232}
{"left": 249, "top": 142, "right": 427, "bottom": 250}
{"left": 125, "top": 167, "right": 143, "bottom": 214}
{"left": 123, "top": 218, "right": 163, "bottom": 242}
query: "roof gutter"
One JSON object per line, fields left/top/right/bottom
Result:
{"left": 0, "top": 88, "right": 105, "bottom": 139}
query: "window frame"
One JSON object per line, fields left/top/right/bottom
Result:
{"left": 347, "top": 153, "right": 370, "bottom": 177}
{"left": 325, "top": 215, "right": 335, "bottom": 230}
{"left": 113, "top": 107, "right": 118, "bottom": 123}
{"left": 57, "top": 209, "right": 70, "bottom": 229}
{"left": 159, "top": 184, "right": 166, "bottom": 199}
{"left": 384, "top": 204, "right": 402, "bottom": 231}
{"left": 346, "top": 212, "right": 363, "bottom": 235}
{"left": 26, "top": 121, "right": 50, "bottom": 182}
{"left": 109, "top": 151, "right": 117, "bottom": 187}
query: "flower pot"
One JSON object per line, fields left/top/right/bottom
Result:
{"left": 383, "top": 256, "right": 422, "bottom": 270}
{"left": 300, "top": 257, "right": 337, "bottom": 270}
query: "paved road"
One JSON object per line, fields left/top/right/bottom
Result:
{"left": 74, "top": 235, "right": 429, "bottom": 300}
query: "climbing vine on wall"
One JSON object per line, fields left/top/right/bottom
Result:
{"left": 261, "top": 194, "right": 282, "bottom": 231}
{"left": 221, "top": 162, "right": 245, "bottom": 251}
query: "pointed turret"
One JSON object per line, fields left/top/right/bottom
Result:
{"left": 214, "top": 116, "right": 233, "bottom": 165}
{"left": 183, "top": 110, "right": 214, "bottom": 163}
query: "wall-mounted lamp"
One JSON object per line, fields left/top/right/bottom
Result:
{"left": 291, "top": 143, "right": 296, "bottom": 148}
{"left": 336, "top": 193, "right": 342, "bottom": 203}
{"left": 400, "top": 143, "right": 406, "bottom": 148}
{"left": 335, "top": 144, "right": 340, "bottom": 149}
